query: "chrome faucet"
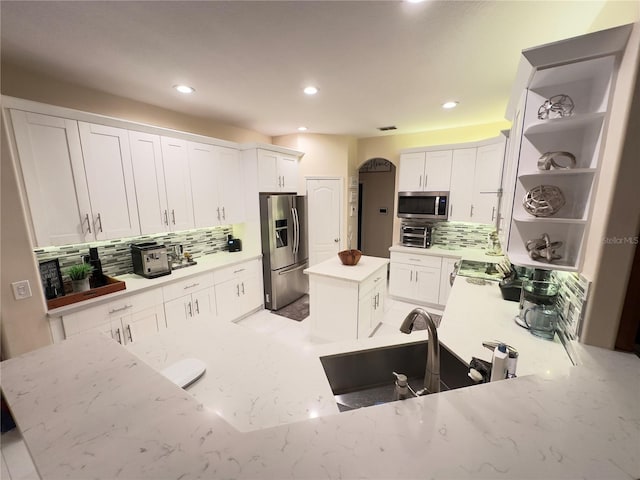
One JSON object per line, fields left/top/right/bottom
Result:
{"left": 399, "top": 308, "right": 440, "bottom": 394}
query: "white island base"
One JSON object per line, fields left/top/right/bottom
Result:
{"left": 304, "top": 255, "right": 389, "bottom": 341}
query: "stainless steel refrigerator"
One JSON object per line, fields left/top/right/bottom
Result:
{"left": 259, "top": 193, "right": 308, "bottom": 310}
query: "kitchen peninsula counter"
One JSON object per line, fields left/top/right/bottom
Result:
{"left": 2, "top": 280, "right": 639, "bottom": 478}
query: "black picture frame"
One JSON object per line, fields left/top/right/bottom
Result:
{"left": 38, "top": 259, "right": 65, "bottom": 299}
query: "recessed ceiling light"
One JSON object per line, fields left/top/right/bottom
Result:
{"left": 174, "top": 85, "right": 195, "bottom": 94}
{"left": 298, "top": 126, "right": 308, "bottom": 132}
{"left": 406, "top": 0, "right": 425, "bottom": 3}
{"left": 442, "top": 101, "right": 459, "bottom": 109}
{"left": 303, "top": 86, "right": 318, "bottom": 95}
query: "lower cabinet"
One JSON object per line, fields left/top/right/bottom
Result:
{"left": 62, "top": 289, "right": 166, "bottom": 345}
{"left": 162, "top": 272, "right": 215, "bottom": 327}
{"left": 309, "top": 263, "right": 388, "bottom": 341}
{"left": 213, "top": 258, "right": 263, "bottom": 322}
{"left": 389, "top": 252, "right": 442, "bottom": 305}
{"left": 438, "top": 257, "right": 460, "bottom": 306}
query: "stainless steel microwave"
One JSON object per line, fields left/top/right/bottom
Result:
{"left": 397, "top": 191, "right": 449, "bottom": 220}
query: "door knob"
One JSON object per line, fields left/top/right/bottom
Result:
{"left": 334, "top": 238, "right": 339, "bottom": 243}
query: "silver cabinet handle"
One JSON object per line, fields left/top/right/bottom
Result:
{"left": 126, "top": 324, "right": 133, "bottom": 343}
{"left": 410, "top": 270, "right": 413, "bottom": 282}
{"left": 217, "top": 207, "right": 221, "bottom": 221}
{"left": 108, "top": 304, "right": 133, "bottom": 314}
{"left": 115, "top": 328, "right": 122, "bottom": 344}
{"left": 164, "top": 210, "right": 169, "bottom": 226}
{"left": 233, "top": 268, "right": 246, "bottom": 274}
{"left": 419, "top": 175, "right": 422, "bottom": 188}
{"left": 188, "top": 301, "right": 193, "bottom": 317}
{"left": 183, "top": 283, "right": 200, "bottom": 290}
{"left": 470, "top": 205, "right": 474, "bottom": 217}
{"left": 450, "top": 204, "right": 453, "bottom": 217}
{"left": 222, "top": 207, "right": 226, "bottom": 220}
{"left": 236, "top": 284, "right": 240, "bottom": 296}
{"left": 241, "top": 282, "right": 245, "bottom": 295}
{"left": 415, "top": 271, "right": 419, "bottom": 282}
{"left": 84, "top": 213, "right": 92, "bottom": 234}
{"left": 491, "top": 207, "right": 496, "bottom": 221}
{"left": 96, "top": 213, "right": 103, "bottom": 233}
{"left": 194, "top": 299, "right": 200, "bottom": 315}
{"left": 373, "top": 276, "right": 381, "bottom": 283}
{"left": 171, "top": 209, "right": 176, "bottom": 225}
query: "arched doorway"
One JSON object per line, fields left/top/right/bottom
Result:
{"left": 357, "top": 158, "right": 396, "bottom": 258}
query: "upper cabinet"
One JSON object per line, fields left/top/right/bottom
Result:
{"left": 256, "top": 149, "right": 299, "bottom": 192}
{"left": 506, "top": 54, "right": 618, "bottom": 271}
{"left": 160, "top": 137, "right": 195, "bottom": 232}
{"left": 10, "top": 111, "right": 93, "bottom": 246}
{"left": 398, "top": 150, "right": 452, "bottom": 192}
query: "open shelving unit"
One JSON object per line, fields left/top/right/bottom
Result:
{"left": 506, "top": 55, "right": 617, "bottom": 271}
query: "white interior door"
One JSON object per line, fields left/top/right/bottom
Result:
{"left": 306, "top": 178, "right": 342, "bottom": 267}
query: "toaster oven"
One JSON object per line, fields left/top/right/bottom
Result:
{"left": 400, "top": 223, "right": 432, "bottom": 248}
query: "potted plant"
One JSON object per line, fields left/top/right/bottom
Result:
{"left": 66, "top": 263, "right": 93, "bottom": 293}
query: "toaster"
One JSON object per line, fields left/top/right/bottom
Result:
{"left": 131, "top": 242, "right": 171, "bottom": 278}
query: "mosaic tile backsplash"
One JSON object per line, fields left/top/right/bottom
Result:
{"left": 553, "top": 271, "right": 590, "bottom": 341}
{"left": 34, "top": 226, "right": 233, "bottom": 279}
{"left": 431, "top": 221, "right": 496, "bottom": 248}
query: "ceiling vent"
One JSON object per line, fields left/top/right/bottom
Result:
{"left": 377, "top": 125, "right": 397, "bottom": 131}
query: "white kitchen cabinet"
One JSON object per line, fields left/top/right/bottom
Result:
{"left": 307, "top": 257, "right": 389, "bottom": 342}
{"left": 129, "top": 131, "right": 170, "bottom": 234}
{"left": 162, "top": 272, "right": 216, "bottom": 327}
{"left": 389, "top": 252, "right": 442, "bottom": 306}
{"left": 218, "top": 146, "right": 245, "bottom": 224}
{"left": 398, "top": 151, "right": 452, "bottom": 192}
{"left": 438, "top": 257, "right": 460, "bottom": 306}
{"left": 257, "top": 149, "right": 299, "bottom": 192}
{"left": 213, "top": 258, "right": 263, "bottom": 322}
{"left": 61, "top": 289, "right": 166, "bottom": 345}
{"left": 9, "top": 110, "right": 93, "bottom": 246}
{"left": 77, "top": 122, "right": 140, "bottom": 240}
{"left": 160, "top": 136, "right": 194, "bottom": 231}
{"left": 506, "top": 55, "right": 616, "bottom": 271}
{"left": 448, "top": 148, "right": 476, "bottom": 221}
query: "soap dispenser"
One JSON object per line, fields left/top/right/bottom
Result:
{"left": 392, "top": 372, "right": 409, "bottom": 400}
{"left": 490, "top": 343, "right": 508, "bottom": 382}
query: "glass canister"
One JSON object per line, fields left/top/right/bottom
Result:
{"left": 516, "top": 278, "right": 560, "bottom": 338}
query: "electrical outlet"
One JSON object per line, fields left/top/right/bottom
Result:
{"left": 12, "top": 280, "right": 32, "bottom": 300}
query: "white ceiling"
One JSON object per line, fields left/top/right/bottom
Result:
{"left": 1, "top": 1, "right": 637, "bottom": 138}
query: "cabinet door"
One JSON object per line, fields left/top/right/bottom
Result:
{"left": 10, "top": 110, "right": 93, "bottom": 246}
{"left": 371, "top": 283, "right": 386, "bottom": 334}
{"left": 278, "top": 155, "right": 299, "bottom": 193}
{"left": 78, "top": 122, "right": 140, "bottom": 240}
{"left": 438, "top": 258, "right": 459, "bottom": 306}
{"left": 472, "top": 192, "right": 499, "bottom": 225}
{"left": 218, "top": 146, "right": 245, "bottom": 224}
{"left": 257, "top": 150, "right": 280, "bottom": 192}
{"left": 388, "top": 263, "right": 414, "bottom": 298}
{"left": 215, "top": 279, "right": 241, "bottom": 322}
{"left": 161, "top": 137, "right": 194, "bottom": 231}
{"left": 449, "top": 148, "right": 476, "bottom": 221}
{"left": 414, "top": 266, "right": 441, "bottom": 305}
{"left": 164, "top": 296, "right": 189, "bottom": 328}
{"left": 129, "top": 131, "right": 169, "bottom": 234}
{"left": 424, "top": 150, "right": 453, "bottom": 192}
{"left": 192, "top": 288, "right": 214, "bottom": 319}
{"left": 238, "top": 271, "right": 263, "bottom": 317}
{"left": 122, "top": 306, "right": 162, "bottom": 345}
{"left": 357, "top": 291, "right": 374, "bottom": 339}
{"left": 188, "top": 142, "right": 221, "bottom": 227}
{"left": 398, "top": 152, "right": 425, "bottom": 191}
{"left": 474, "top": 142, "right": 505, "bottom": 193}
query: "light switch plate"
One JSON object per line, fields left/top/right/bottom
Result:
{"left": 11, "top": 280, "right": 32, "bottom": 300}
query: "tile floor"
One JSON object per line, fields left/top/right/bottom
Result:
{"left": 0, "top": 296, "right": 441, "bottom": 480}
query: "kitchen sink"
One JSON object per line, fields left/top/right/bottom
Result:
{"left": 320, "top": 340, "right": 475, "bottom": 412}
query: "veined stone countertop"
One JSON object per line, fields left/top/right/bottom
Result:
{"left": 2, "top": 275, "right": 639, "bottom": 478}
{"left": 47, "top": 251, "right": 262, "bottom": 317}
{"left": 304, "top": 255, "right": 389, "bottom": 282}
{"left": 390, "top": 243, "right": 505, "bottom": 263}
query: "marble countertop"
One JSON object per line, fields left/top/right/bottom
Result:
{"left": 304, "top": 255, "right": 389, "bottom": 282}
{"left": 390, "top": 244, "right": 504, "bottom": 263}
{"left": 47, "top": 251, "right": 262, "bottom": 317}
{"left": 2, "top": 275, "right": 639, "bottom": 478}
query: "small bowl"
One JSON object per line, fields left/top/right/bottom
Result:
{"left": 338, "top": 249, "right": 362, "bottom": 266}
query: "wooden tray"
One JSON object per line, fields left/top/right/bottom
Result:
{"left": 47, "top": 276, "right": 126, "bottom": 310}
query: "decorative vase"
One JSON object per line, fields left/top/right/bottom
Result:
{"left": 72, "top": 277, "right": 90, "bottom": 293}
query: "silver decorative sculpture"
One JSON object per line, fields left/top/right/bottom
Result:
{"left": 523, "top": 185, "right": 566, "bottom": 217}
{"left": 537, "top": 94, "right": 575, "bottom": 120}
{"left": 526, "top": 233, "right": 563, "bottom": 263}
{"left": 537, "top": 151, "right": 577, "bottom": 170}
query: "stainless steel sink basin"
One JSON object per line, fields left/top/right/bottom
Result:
{"left": 320, "top": 341, "right": 474, "bottom": 411}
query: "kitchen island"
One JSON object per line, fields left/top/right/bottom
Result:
{"left": 2, "top": 277, "right": 639, "bottom": 479}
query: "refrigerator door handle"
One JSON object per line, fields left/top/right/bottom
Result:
{"left": 278, "top": 263, "right": 308, "bottom": 275}
{"left": 292, "top": 207, "right": 299, "bottom": 255}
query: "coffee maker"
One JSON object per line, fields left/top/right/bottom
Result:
{"left": 515, "top": 269, "right": 561, "bottom": 340}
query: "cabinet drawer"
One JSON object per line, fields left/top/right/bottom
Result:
{"left": 391, "top": 252, "right": 442, "bottom": 269}
{"left": 359, "top": 265, "right": 387, "bottom": 297}
{"left": 213, "top": 259, "right": 261, "bottom": 285}
{"left": 107, "top": 289, "right": 163, "bottom": 316}
{"left": 162, "top": 272, "right": 214, "bottom": 302}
